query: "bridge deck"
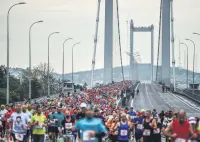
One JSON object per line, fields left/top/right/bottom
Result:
{"left": 132, "top": 83, "right": 200, "bottom": 117}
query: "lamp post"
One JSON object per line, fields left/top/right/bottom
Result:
{"left": 180, "top": 43, "right": 189, "bottom": 89}
{"left": 62, "top": 38, "right": 73, "bottom": 93}
{"left": 48, "top": 32, "right": 59, "bottom": 96}
{"left": 185, "top": 38, "right": 196, "bottom": 94}
{"left": 193, "top": 33, "right": 200, "bottom": 73}
{"left": 29, "top": 20, "right": 43, "bottom": 99}
{"left": 7, "top": 2, "right": 26, "bottom": 104}
{"left": 72, "top": 42, "right": 80, "bottom": 93}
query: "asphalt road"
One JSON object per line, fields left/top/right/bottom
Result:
{"left": 131, "top": 81, "right": 200, "bottom": 117}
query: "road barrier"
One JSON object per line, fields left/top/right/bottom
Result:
{"left": 174, "top": 88, "right": 200, "bottom": 104}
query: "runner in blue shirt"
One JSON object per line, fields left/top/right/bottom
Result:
{"left": 74, "top": 106, "right": 107, "bottom": 142}
{"left": 133, "top": 112, "right": 144, "bottom": 142}
{"left": 128, "top": 107, "right": 137, "bottom": 120}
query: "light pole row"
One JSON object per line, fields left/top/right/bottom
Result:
{"left": 180, "top": 32, "right": 199, "bottom": 94}
{"left": 47, "top": 32, "right": 60, "bottom": 96}
{"left": 7, "top": 2, "right": 26, "bottom": 104}
{"left": 72, "top": 42, "right": 81, "bottom": 93}
{"left": 29, "top": 20, "right": 43, "bottom": 99}
{"left": 6, "top": 2, "right": 80, "bottom": 104}
{"left": 62, "top": 38, "right": 73, "bottom": 93}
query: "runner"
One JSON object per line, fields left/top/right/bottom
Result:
{"left": 109, "top": 114, "right": 119, "bottom": 142}
{"left": 4, "top": 105, "right": 13, "bottom": 141}
{"left": 47, "top": 106, "right": 58, "bottom": 141}
{"left": 10, "top": 104, "right": 28, "bottom": 142}
{"left": 162, "top": 110, "right": 173, "bottom": 142}
{"left": 74, "top": 107, "right": 107, "bottom": 142}
{"left": 143, "top": 110, "right": 156, "bottom": 142}
{"left": 152, "top": 109, "right": 158, "bottom": 118}
{"left": 187, "top": 117, "right": 199, "bottom": 142}
{"left": 53, "top": 107, "right": 65, "bottom": 140}
{"left": 152, "top": 115, "right": 162, "bottom": 142}
{"left": 115, "top": 113, "right": 132, "bottom": 142}
{"left": 133, "top": 111, "right": 144, "bottom": 142}
{"left": 128, "top": 107, "right": 137, "bottom": 119}
{"left": 61, "top": 111, "right": 76, "bottom": 142}
{"left": 76, "top": 103, "right": 87, "bottom": 120}
{"left": 164, "top": 109, "right": 195, "bottom": 142}
{"left": 22, "top": 105, "right": 32, "bottom": 141}
{"left": 30, "top": 107, "right": 47, "bottom": 142}
{"left": 0, "top": 105, "right": 7, "bottom": 137}
{"left": 12, "top": 116, "right": 27, "bottom": 142}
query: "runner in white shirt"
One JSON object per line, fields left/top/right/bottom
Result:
{"left": 10, "top": 105, "right": 28, "bottom": 142}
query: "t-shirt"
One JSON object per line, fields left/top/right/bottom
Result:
{"left": 128, "top": 111, "right": 136, "bottom": 117}
{"left": 48, "top": 112, "right": 56, "bottom": 127}
{"left": 10, "top": 112, "right": 28, "bottom": 135}
{"left": 133, "top": 117, "right": 144, "bottom": 134}
{"left": 30, "top": 114, "right": 46, "bottom": 135}
{"left": 0, "top": 109, "right": 7, "bottom": 118}
{"left": 22, "top": 112, "right": 32, "bottom": 123}
{"left": 52, "top": 112, "right": 65, "bottom": 127}
{"left": 10, "top": 112, "right": 28, "bottom": 125}
{"left": 75, "top": 118, "right": 107, "bottom": 142}
{"left": 12, "top": 121, "right": 27, "bottom": 134}
{"left": 62, "top": 118, "right": 75, "bottom": 134}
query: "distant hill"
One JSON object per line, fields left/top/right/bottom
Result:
{"left": 10, "top": 64, "right": 200, "bottom": 85}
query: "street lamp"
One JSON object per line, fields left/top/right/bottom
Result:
{"left": 185, "top": 38, "right": 196, "bottom": 94}
{"left": 48, "top": 32, "right": 59, "bottom": 96}
{"left": 28, "top": 20, "right": 43, "bottom": 99}
{"left": 180, "top": 43, "right": 189, "bottom": 89}
{"left": 72, "top": 42, "right": 80, "bottom": 93}
{"left": 7, "top": 2, "right": 26, "bottom": 104}
{"left": 62, "top": 38, "right": 73, "bottom": 93}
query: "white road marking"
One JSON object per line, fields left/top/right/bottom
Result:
{"left": 116, "top": 98, "right": 121, "bottom": 108}
{"left": 145, "top": 83, "right": 148, "bottom": 94}
{"left": 131, "top": 83, "right": 140, "bottom": 107}
{"left": 130, "top": 97, "right": 134, "bottom": 107}
{"left": 145, "top": 83, "right": 154, "bottom": 108}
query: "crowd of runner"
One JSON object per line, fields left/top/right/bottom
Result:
{"left": 0, "top": 80, "right": 199, "bottom": 142}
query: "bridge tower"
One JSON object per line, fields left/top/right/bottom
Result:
{"left": 129, "top": 20, "right": 154, "bottom": 81}
{"left": 161, "top": 0, "right": 171, "bottom": 84}
{"left": 104, "top": 0, "right": 113, "bottom": 84}
{"left": 129, "top": 20, "right": 134, "bottom": 81}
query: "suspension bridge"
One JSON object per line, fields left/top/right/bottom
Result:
{"left": 91, "top": 0, "right": 173, "bottom": 86}
{"left": 89, "top": 0, "right": 200, "bottom": 116}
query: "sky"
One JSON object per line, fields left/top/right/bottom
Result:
{"left": 0, "top": 0, "right": 200, "bottom": 74}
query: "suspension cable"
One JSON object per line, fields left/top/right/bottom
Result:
{"left": 116, "top": 0, "right": 125, "bottom": 86}
{"left": 90, "top": 0, "right": 101, "bottom": 88}
{"left": 156, "top": 0, "right": 163, "bottom": 82}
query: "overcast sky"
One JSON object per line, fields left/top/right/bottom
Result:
{"left": 0, "top": 0, "right": 200, "bottom": 74}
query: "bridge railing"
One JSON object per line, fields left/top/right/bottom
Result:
{"left": 154, "top": 82, "right": 200, "bottom": 104}
{"left": 174, "top": 88, "right": 200, "bottom": 104}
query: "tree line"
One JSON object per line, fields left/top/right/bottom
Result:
{"left": 0, "top": 63, "right": 61, "bottom": 104}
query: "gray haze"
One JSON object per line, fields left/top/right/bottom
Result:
{"left": 0, "top": 0, "right": 200, "bottom": 74}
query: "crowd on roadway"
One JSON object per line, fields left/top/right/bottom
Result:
{"left": 0, "top": 80, "right": 199, "bottom": 142}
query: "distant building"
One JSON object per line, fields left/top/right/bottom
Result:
{"left": 62, "top": 81, "right": 74, "bottom": 94}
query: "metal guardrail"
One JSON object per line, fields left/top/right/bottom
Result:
{"left": 174, "top": 88, "right": 200, "bottom": 104}
{"left": 154, "top": 82, "right": 200, "bottom": 104}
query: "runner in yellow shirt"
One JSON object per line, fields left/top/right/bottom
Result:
{"left": 30, "top": 107, "right": 46, "bottom": 142}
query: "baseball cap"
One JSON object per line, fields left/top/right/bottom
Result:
{"left": 80, "top": 103, "right": 87, "bottom": 108}
{"left": 189, "top": 117, "right": 196, "bottom": 124}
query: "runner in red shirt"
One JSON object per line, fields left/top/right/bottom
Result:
{"left": 5, "top": 106, "right": 13, "bottom": 127}
{"left": 164, "top": 109, "right": 195, "bottom": 142}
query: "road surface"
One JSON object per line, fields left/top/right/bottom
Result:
{"left": 131, "top": 82, "right": 200, "bottom": 117}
